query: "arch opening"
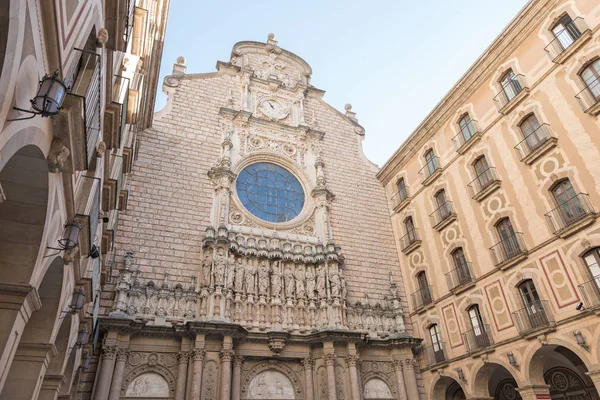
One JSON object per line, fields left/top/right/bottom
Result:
{"left": 432, "top": 376, "right": 466, "bottom": 400}
{"left": 473, "top": 362, "right": 520, "bottom": 399}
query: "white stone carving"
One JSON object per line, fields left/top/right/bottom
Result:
{"left": 363, "top": 378, "right": 392, "bottom": 399}
{"left": 125, "top": 372, "right": 169, "bottom": 397}
{"left": 248, "top": 370, "right": 295, "bottom": 399}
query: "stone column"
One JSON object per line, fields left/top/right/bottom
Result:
{"left": 301, "top": 358, "right": 315, "bottom": 400}
{"left": 586, "top": 369, "right": 600, "bottom": 394}
{"left": 232, "top": 355, "right": 244, "bottom": 400}
{"left": 517, "top": 384, "right": 551, "bottom": 400}
{"left": 219, "top": 348, "right": 234, "bottom": 400}
{"left": 189, "top": 348, "right": 206, "bottom": 399}
{"left": 175, "top": 351, "right": 190, "bottom": 400}
{"left": 345, "top": 355, "right": 361, "bottom": 400}
{"left": 324, "top": 353, "right": 337, "bottom": 400}
{"left": 93, "top": 345, "right": 117, "bottom": 400}
{"left": 392, "top": 360, "right": 408, "bottom": 400}
{"left": 108, "top": 349, "right": 129, "bottom": 400}
{"left": 403, "top": 358, "right": 420, "bottom": 400}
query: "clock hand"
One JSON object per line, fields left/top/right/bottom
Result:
{"left": 268, "top": 101, "right": 275, "bottom": 109}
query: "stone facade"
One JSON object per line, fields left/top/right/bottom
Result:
{"left": 378, "top": 0, "right": 600, "bottom": 399}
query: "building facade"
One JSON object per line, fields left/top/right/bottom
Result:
{"left": 0, "top": 0, "right": 169, "bottom": 398}
{"left": 378, "top": 0, "right": 600, "bottom": 399}
{"left": 92, "top": 35, "right": 422, "bottom": 400}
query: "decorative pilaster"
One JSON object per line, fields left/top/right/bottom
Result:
{"left": 219, "top": 349, "right": 234, "bottom": 400}
{"left": 175, "top": 351, "right": 191, "bottom": 400}
{"left": 108, "top": 349, "right": 129, "bottom": 400}
{"left": 587, "top": 369, "right": 600, "bottom": 393}
{"left": 232, "top": 356, "right": 244, "bottom": 400}
{"left": 301, "top": 358, "right": 315, "bottom": 400}
{"left": 345, "top": 355, "right": 361, "bottom": 400}
{"left": 324, "top": 353, "right": 337, "bottom": 400}
{"left": 95, "top": 345, "right": 118, "bottom": 400}
{"left": 189, "top": 349, "right": 206, "bottom": 400}
{"left": 403, "top": 358, "right": 419, "bottom": 400}
{"left": 392, "top": 360, "right": 408, "bottom": 400}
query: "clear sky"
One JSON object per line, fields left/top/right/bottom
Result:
{"left": 154, "top": 0, "right": 530, "bottom": 167}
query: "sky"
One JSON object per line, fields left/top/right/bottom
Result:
{"left": 155, "top": 0, "right": 530, "bottom": 167}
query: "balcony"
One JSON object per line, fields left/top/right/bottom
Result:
{"left": 429, "top": 201, "right": 457, "bottom": 231}
{"left": 419, "top": 157, "right": 442, "bottom": 186}
{"left": 105, "top": 0, "right": 136, "bottom": 52}
{"left": 578, "top": 276, "right": 600, "bottom": 311}
{"left": 514, "top": 124, "right": 558, "bottom": 165}
{"left": 400, "top": 228, "right": 421, "bottom": 255}
{"left": 545, "top": 193, "right": 596, "bottom": 238}
{"left": 53, "top": 49, "right": 101, "bottom": 171}
{"left": 493, "top": 75, "right": 529, "bottom": 115}
{"left": 489, "top": 233, "right": 528, "bottom": 270}
{"left": 452, "top": 120, "right": 482, "bottom": 154}
{"left": 104, "top": 75, "right": 130, "bottom": 149}
{"left": 102, "top": 209, "right": 119, "bottom": 255}
{"left": 103, "top": 154, "right": 124, "bottom": 212}
{"left": 445, "top": 262, "right": 475, "bottom": 293}
{"left": 512, "top": 300, "right": 556, "bottom": 338}
{"left": 391, "top": 186, "right": 411, "bottom": 213}
{"left": 422, "top": 343, "right": 447, "bottom": 369}
{"left": 463, "top": 325, "right": 494, "bottom": 354}
{"left": 467, "top": 167, "right": 501, "bottom": 202}
{"left": 544, "top": 18, "right": 591, "bottom": 64}
{"left": 411, "top": 285, "right": 434, "bottom": 312}
{"left": 575, "top": 76, "right": 600, "bottom": 115}
{"left": 75, "top": 176, "right": 101, "bottom": 257}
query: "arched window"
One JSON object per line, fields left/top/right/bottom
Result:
{"left": 581, "top": 59, "right": 600, "bottom": 100}
{"left": 429, "top": 324, "right": 445, "bottom": 362}
{"left": 518, "top": 113, "right": 546, "bottom": 151}
{"left": 435, "top": 189, "right": 450, "bottom": 219}
{"left": 518, "top": 280, "right": 542, "bottom": 312}
{"left": 417, "top": 271, "right": 432, "bottom": 305}
{"left": 458, "top": 113, "right": 476, "bottom": 142}
{"left": 551, "top": 179, "right": 584, "bottom": 223}
{"left": 451, "top": 247, "right": 470, "bottom": 284}
{"left": 496, "top": 218, "right": 519, "bottom": 256}
{"left": 500, "top": 69, "right": 522, "bottom": 101}
{"left": 583, "top": 248, "right": 600, "bottom": 290}
{"left": 473, "top": 156, "right": 492, "bottom": 189}
{"left": 551, "top": 14, "right": 580, "bottom": 50}
{"left": 468, "top": 305, "right": 486, "bottom": 335}
{"left": 405, "top": 216, "right": 415, "bottom": 235}
{"left": 424, "top": 149, "right": 439, "bottom": 175}
{"left": 397, "top": 178, "right": 408, "bottom": 202}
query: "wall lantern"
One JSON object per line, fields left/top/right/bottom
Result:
{"left": 456, "top": 368, "right": 465, "bottom": 381}
{"left": 80, "top": 353, "right": 91, "bottom": 370}
{"left": 59, "top": 219, "right": 82, "bottom": 250}
{"left": 507, "top": 352, "right": 518, "bottom": 368}
{"left": 68, "top": 288, "right": 86, "bottom": 313}
{"left": 7, "top": 70, "right": 68, "bottom": 121}
{"left": 573, "top": 331, "right": 588, "bottom": 349}
{"left": 76, "top": 327, "right": 89, "bottom": 348}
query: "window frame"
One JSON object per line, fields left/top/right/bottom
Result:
{"left": 424, "top": 149, "right": 439, "bottom": 175}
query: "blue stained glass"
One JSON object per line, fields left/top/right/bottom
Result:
{"left": 236, "top": 162, "right": 305, "bottom": 223}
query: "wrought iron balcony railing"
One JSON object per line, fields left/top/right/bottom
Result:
{"left": 452, "top": 120, "right": 481, "bottom": 151}
{"left": 576, "top": 76, "right": 600, "bottom": 114}
{"left": 112, "top": 75, "right": 130, "bottom": 148}
{"left": 124, "top": 0, "right": 136, "bottom": 49}
{"left": 514, "top": 124, "right": 557, "bottom": 161}
{"left": 545, "top": 193, "right": 595, "bottom": 236}
{"left": 467, "top": 167, "right": 500, "bottom": 199}
{"left": 489, "top": 233, "right": 527, "bottom": 266}
{"left": 400, "top": 228, "right": 421, "bottom": 253}
{"left": 391, "top": 186, "right": 410, "bottom": 209}
{"left": 411, "top": 285, "right": 434, "bottom": 310}
{"left": 429, "top": 201, "right": 456, "bottom": 228}
{"left": 419, "top": 157, "right": 441, "bottom": 183}
{"left": 512, "top": 300, "right": 555, "bottom": 335}
{"left": 493, "top": 75, "right": 528, "bottom": 112}
{"left": 423, "top": 342, "right": 447, "bottom": 367}
{"left": 445, "top": 262, "right": 475, "bottom": 291}
{"left": 578, "top": 276, "right": 600, "bottom": 309}
{"left": 463, "top": 325, "right": 494, "bottom": 353}
{"left": 544, "top": 17, "right": 589, "bottom": 61}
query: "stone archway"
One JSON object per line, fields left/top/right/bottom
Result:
{"left": 472, "top": 362, "right": 522, "bottom": 399}
{"left": 363, "top": 377, "right": 394, "bottom": 399}
{"left": 432, "top": 376, "right": 467, "bottom": 400}
{"left": 241, "top": 361, "right": 303, "bottom": 400}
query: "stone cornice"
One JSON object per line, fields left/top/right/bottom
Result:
{"left": 377, "top": 0, "right": 561, "bottom": 185}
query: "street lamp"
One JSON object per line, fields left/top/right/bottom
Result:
{"left": 68, "top": 288, "right": 86, "bottom": 313}
{"left": 7, "top": 70, "right": 68, "bottom": 121}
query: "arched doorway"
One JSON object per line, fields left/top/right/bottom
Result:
{"left": 529, "top": 345, "right": 599, "bottom": 399}
{"left": 473, "top": 362, "right": 521, "bottom": 400}
{"left": 432, "top": 376, "right": 466, "bottom": 400}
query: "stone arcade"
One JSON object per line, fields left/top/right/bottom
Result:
{"left": 95, "top": 35, "right": 421, "bottom": 399}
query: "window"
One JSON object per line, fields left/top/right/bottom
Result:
{"left": 581, "top": 59, "right": 600, "bottom": 100}
{"left": 435, "top": 189, "right": 451, "bottom": 220}
{"left": 551, "top": 179, "right": 584, "bottom": 223}
{"left": 468, "top": 305, "right": 485, "bottom": 335}
{"left": 236, "top": 162, "right": 305, "bottom": 223}
{"left": 551, "top": 14, "right": 581, "bottom": 50}
{"left": 424, "top": 149, "right": 439, "bottom": 175}
{"left": 473, "top": 156, "right": 492, "bottom": 189}
{"left": 583, "top": 248, "right": 600, "bottom": 290}
{"left": 518, "top": 280, "right": 542, "bottom": 312}
{"left": 417, "top": 271, "right": 432, "bottom": 305}
{"left": 405, "top": 216, "right": 416, "bottom": 242}
{"left": 496, "top": 218, "right": 519, "bottom": 256}
{"left": 458, "top": 113, "right": 476, "bottom": 142}
{"left": 500, "top": 69, "right": 522, "bottom": 101}
{"left": 519, "top": 114, "right": 546, "bottom": 151}
{"left": 429, "top": 324, "right": 445, "bottom": 362}
{"left": 397, "top": 178, "right": 408, "bottom": 202}
{"left": 451, "top": 247, "right": 470, "bottom": 285}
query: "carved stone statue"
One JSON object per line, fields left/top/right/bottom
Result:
{"left": 316, "top": 263, "right": 327, "bottom": 299}
{"left": 234, "top": 257, "right": 245, "bottom": 293}
{"left": 306, "top": 266, "right": 316, "bottom": 300}
{"left": 201, "top": 250, "right": 213, "bottom": 287}
{"left": 340, "top": 269, "right": 347, "bottom": 301}
{"left": 271, "top": 261, "right": 282, "bottom": 298}
{"left": 245, "top": 259, "right": 256, "bottom": 295}
{"left": 294, "top": 264, "right": 306, "bottom": 299}
{"left": 283, "top": 263, "right": 294, "bottom": 298}
{"left": 213, "top": 247, "right": 226, "bottom": 287}
{"left": 329, "top": 269, "right": 341, "bottom": 298}
{"left": 258, "top": 259, "right": 270, "bottom": 296}
{"left": 226, "top": 253, "right": 235, "bottom": 290}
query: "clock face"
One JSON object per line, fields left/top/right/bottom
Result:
{"left": 259, "top": 99, "right": 289, "bottom": 120}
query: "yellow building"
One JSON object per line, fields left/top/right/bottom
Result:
{"left": 378, "top": 0, "right": 600, "bottom": 399}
